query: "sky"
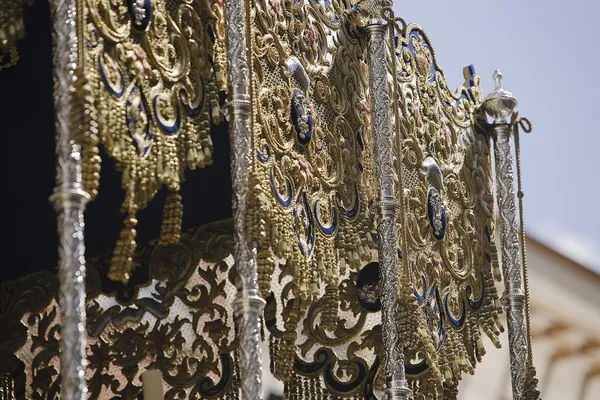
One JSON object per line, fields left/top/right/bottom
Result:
{"left": 392, "top": 0, "right": 600, "bottom": 272}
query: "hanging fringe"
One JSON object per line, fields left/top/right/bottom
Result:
{"left": 159, "top": 190, "right": 183, "bottom": 245}
{"left": 108, "top": 205, "right": 139, "bottom": 283}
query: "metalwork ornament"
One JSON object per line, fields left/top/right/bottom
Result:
{"left": 49, "top": 0, "right": 92, "bottom": 396}
{"left": 293, "top": 191, "right": 316, "bottom": 258}
{"left": 291, "top": 90, "right": 313, "bottom": 145}
{"left": 427, "top": 188, "right": 447, "bottom": 240}
{"left": 482, "top": 72, "right": 541, "bottom": 399}
{"left": 127, "top": 0, "right": 152, "bottom": 30}
{"left": 125, "top": 87, "right": 153, "bottom": 157}
{"left": 482, "top": 71, "right": 528, "bottom": 399}
{"left": 223, "top": 0, "right": 267, "bottom": 395}
{"left": 365, "top": 18, "right": 411, "bottom": 400}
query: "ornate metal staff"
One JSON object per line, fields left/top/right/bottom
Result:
{"left": 49, "top": 0, "right": 90, "bottom": 397}
{"left": 365, "top": 12, "right": 412, "bottom": 400}
{"left": 223, "top": 0, "right": 266, "bottom": 398}
{"left": 482, "top": 70, "right": 536, "bottom": 399}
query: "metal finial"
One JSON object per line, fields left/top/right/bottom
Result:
{"left": 481, "top": 68, "right": 517, "bottom": 123}
{"left": 493, "top": 69, "right": 503, "bottom": 90}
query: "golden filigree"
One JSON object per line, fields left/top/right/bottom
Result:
{"left": 248, "top": 0, "right": 379, "bottom": 385}
{"left": 79, "top": 0, "right": 225, "bottom": 282}
{"left": 391, "top": 24, "right": 503, "bottom": 398}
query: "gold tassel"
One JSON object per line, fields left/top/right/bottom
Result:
{"left": 442, "top": 381, "right": 459, "bottom": 400}
{"left": 490, "top": 241, "right": 502, "bottom": 281}
{"left": 159, "top": 191, "right": 183, "bottom": 245}
{"left": 321, "top": 284, "right": 339, "bottom": 331}
{"left": 272, "top": 298, "right": 305, "bottom": 382}
{"left": 108, "top": 205, "right": 138, "bottom": 283}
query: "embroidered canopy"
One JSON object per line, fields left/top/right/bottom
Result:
{"left": 0, "top": 0, "right": 540, "bottom": 399}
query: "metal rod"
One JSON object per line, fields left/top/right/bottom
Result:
{"left": 49, "top": 0, "right": 90, "bottom": 397}
{"left": 482, "top": 70, "right": 528, "bottom": 399}
{"left": 365, "top": 19, "right": 411, "bottom": 400}
{"left": 492, "top": 123, "right": 528, "bottom": 399}
{"left": 223, "top": 0, "right": 266, "bottom": 398}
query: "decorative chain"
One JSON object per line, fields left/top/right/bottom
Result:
{"left": 511, "top": 112, "right": 541, "bottom": 400}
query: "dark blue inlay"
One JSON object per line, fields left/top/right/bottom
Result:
{"left": 269, "top": 167, "right": 293, "bottom": 207}
{"left": 466, "top": 276, "right": 485, "bottom": 310}
{"left": 414, "top": 275, "right": 428, "bottom": 303}
{"left": 406, "top": 30, "right": 437, "bottom": 83}
{"left": 98, "top": 55, "right": 125, "bottom": 98}
{"left": 336, "top": 184, "right": 359, "bottom": 219}
{"left": 314, "top": 200, "right": 337, "bottom": 236}
{"left": 356, "top": 131, "right": 364, "bottom": 151}
{"left": 435, "top": 287, "right": 446, "bottom": 347}
{"left": 153, "top": 96, "right": 181, "bottom": 134}
{"left": 179, "top": 84, "right": 205, "bottom": 117}
{"left": 86, "top": 29, "right": 99, "bottom": 49}
{"left": 444, "top": 293, "right": 467, "bottom": 328}
{"left": 256, "top": 143, "right": 271, "bottom": 163}
{"left": 467, "top": 64, "right": 476, "bottom": 77}
{"left": 406, "top": 359, "right": 429, "bottom": 375}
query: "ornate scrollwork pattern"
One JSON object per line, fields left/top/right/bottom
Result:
{"left": 79, "top": 0, "right": 226, "bottom": 282}
{"left": 245, "top": 2, "right": 504, "bottom": 398}
{"left": 0, "top": 221, "right": 242, "bottom": 400}
{"left": 390, "top": 24, "right": 504, "bottom": 398}
{"left": 246, "top": 0, "right": 380, "bottom": 394}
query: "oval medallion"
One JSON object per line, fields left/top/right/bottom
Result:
{"left": 427, "top": 188, "right": 447, "bottom": 240}
{"left": 355, "top": 262, "right": 381, "bottom": 312}
{"left": 291, "top": 89, "right": 313, "bottom": 145}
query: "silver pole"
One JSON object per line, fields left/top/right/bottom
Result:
{"left": 49, "top": 0, "right": 90, "bottom": 398}
{"left": 365, "top": 18, "right": 412, "bottom": 400}
{"left": 223, "top": 0, "right": 266, "bottom": 398}
{"left": 482, "top": 70, "right": 527, "bottom": 399}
